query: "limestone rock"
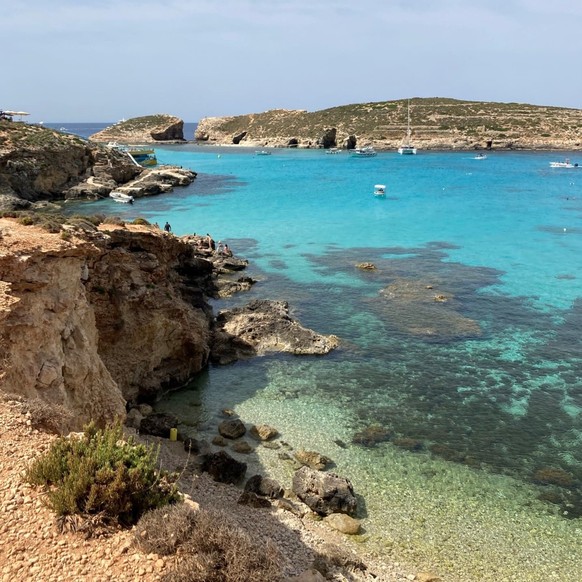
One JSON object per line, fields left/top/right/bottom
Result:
{"left": 89, "top": 114, "right": 185, "bottom": 144}
{"left": 292, "top": 466, "right": 358, "bottom": 516}
{"left": 200, "top": 450, "right": 247, "bottom": 484}
{"left": 294, "top": 449, "right": 332, "bottom": 470}
{"left": 244, "top": 474, "right": 284, "bottom": 499}
{"left": 218, "top": 418, "right": 246, "bottom": 439}
{"left": 249, "top": 424, "right": 279, "bottom": 441}
{"left": 211, "top": 299, "right": 339, "bottom": 364}
{"left": 323, "top": 513, "right": 361, "bottom": 535}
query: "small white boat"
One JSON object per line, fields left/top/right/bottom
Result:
{"left": 474, "top": 153, "right": 488, "bottom": 160}
{"left": 326, "top": 148, "right": 342, "bottom": 154}
{"left": 374, "top": 184, "right": 386, "bottom": 197}
{"left": 255, "top": 150, "right": 271, "bottom": 156}
{"left": 109, "top": 191, "right": 134, "bottom": 204}
{"left": 351, "top": 146, "right": 377, "bottom": 157}
{"left": 550, "top": 159, "right": 578, "bottom": 168}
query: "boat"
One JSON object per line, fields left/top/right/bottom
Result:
{"left": 326, "top": 148, "right": 342, "bottom": 154}
{"left": 374, "top": 184, "right": 386, "bottom": 197}
{"left": 474, "top": 153, "right": 488, "bottom": 160}
{"left": 549, "top": 158, "right": 578, "bottom": 168}
{"left": 350, "top": 146, "right": 377, "bottom": 157}
{"left": 398, "top": 100, "right": 417, "bottom": 155}
{"left": 126, "top": 147, "right": 157, "bottom": 167}
{"left": 109, "top": 191, "right": 134, "bottom": 204}
{"left": 255, "top": 150, "right": 271, "bottom": 156}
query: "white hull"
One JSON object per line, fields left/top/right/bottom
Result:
{"left": 109, "top": 191, "right": 134, "bottom": 203}
{"left": 351, "top": 147, "right": 377, "bottom": 157}
{"left": 398, "top": 146, "right": 416, "bottom": 155}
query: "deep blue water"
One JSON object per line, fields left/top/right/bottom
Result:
{"left": 64, "top": 145, "right": 582, "bottom": 578}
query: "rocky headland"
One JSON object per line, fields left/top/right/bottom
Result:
{"left": 0, "top": 219, "right": 338, "bottom": 428}
{"left": 195, "top": 97, "right": 582, "bottom": 151}
{"left": 0, "top": 119, "right": 195, "bottom": 211}
{"left": 89, "top": 114, "right": 185, "bottom": 144}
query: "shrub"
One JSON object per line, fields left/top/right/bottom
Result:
{"left": 161, "top": 508, "right": 282, "bottom": 582}
{"left": 23, "top": 398, "right": 74, "bottom": 435}
{"left": 134, "top": 503, "right": 197, "bottom": 555}
{"left": 18, "top": 215, "right": 35, "bottom": 226}
{"left": 26, "top": 422, "right": 179, "bottom": 527}
{"left": 132, "top": 217, "right": 150, "bottom": 226}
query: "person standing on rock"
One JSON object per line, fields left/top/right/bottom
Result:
{"left": 164, "top": 221, "right": 171, "bottom": 233}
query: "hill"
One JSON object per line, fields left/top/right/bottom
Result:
{"left": 195, "top": 97, "right": 582, "bottom": 151}
{"left": 89, "top": 114, "right": 184, "bottom": 144}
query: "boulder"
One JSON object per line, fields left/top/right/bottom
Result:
{"left": 200, "top": 450, "right": 247, "bottom": 484}
{"left": 323, "top": 513, "right": 361, "bottom": 535}
{"left": 294, "top": 449, "right": 332, "bottom": 470}
{"left": 249, "top": 424, "right": 279, "bottom": 441}
{"left": 231, "top": 441, "right": 252, "bottom": 454}
{"left": 237, "top": 491, "right": 272, "bottom": 509}
{"left": 292, "top": 466, "right": 357, "bottom": 516}
{"left": 218, "top": 418, "right": 247, "bottom": 439}
{"left": 211, "top": 300, "right": 339, "bottom": 365}
{"left": 244, "top": 474, "right": 284, "bottom": 499}
{"left": 139, "top": 412, "right": 178, "bottom": 438}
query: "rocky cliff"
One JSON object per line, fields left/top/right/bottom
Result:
{"left": 0, "top": 120, "right": 195, "bottom": 210}
{"left": 0, "top": 219, "right": 214, "bottom": 428}
{"left": 89, "top": 114, "right": 185, "bottom": 144}
{"left": 195, "top": 98, "right": 582, "bottom": 151}
{"left": 0, "top": 219, "right": 337, "bottom": 429}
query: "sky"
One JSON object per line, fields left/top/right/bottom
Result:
{"left": 2, "top": 0, "right": 582, "bottom": 123}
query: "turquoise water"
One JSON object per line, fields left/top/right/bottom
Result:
{"left": 83, "top": 146, "right": 582, "bottom": 579}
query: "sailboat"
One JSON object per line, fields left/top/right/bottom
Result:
{"left": 398, "top": 100, "right": 417, "bottom": 155}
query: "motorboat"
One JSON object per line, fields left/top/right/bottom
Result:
{"left": 109, "top": 191, "right": 134, "bottom": 204}
{"left": 350, "top": 146, "right": 377, "bottom": 157}
{"left": 549, "top": 159, "right": 578, "bottom": 168}
{"left": 474, "top": 153, "right": 488, "bottom": 160}
{"left": 255, "top": 150, "right": 271, "bottom": 156}
{"left": 126, "top": 147, "right": 157, "bottom": 166}
{"left": 398, "top": 100, "right": 417, "bottom": 155}
{"left": 326, "top": 148, "right": 342, "bottom": 154}
{"left": 374, "top": 184, "right": 386, "bottom": 197}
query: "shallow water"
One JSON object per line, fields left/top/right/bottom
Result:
{"left": 75, "top": 146, "right": 582, "bottom": 580}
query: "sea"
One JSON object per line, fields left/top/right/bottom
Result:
{"left": 57, "top": 123, "right": 582, "bottom": 580}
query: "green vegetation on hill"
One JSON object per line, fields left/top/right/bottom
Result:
{"left": 200, "top": 98, "right": 582, "bottom": 148}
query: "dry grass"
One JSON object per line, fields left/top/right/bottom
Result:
{"left": 157, "top": 507, "right": 283, "bottom": 582}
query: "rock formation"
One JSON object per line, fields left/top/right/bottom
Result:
{"left": 194, "top": 98, "right": 582, "bottom": 150}
{"left": 0, "top": 219, "right": 338, "bottom": 428}
{"left": 89, "top": 114, "right": 185, "bottom": 144}
{"left": 211, "top": 299, "right": 340, "bottom": 364}
{"left": 0, "top": 120, "right": 195, "bottom": 210}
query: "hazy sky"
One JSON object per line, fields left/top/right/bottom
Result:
{"left": 2, "top": 0, "right": 582, "bottom": 122}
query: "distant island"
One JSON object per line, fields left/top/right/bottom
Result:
{"left": 195, "top": 97, "right": 582, "bottom": 151}
{"left": 89, "top": 114, "right": 185, "bottom": 144}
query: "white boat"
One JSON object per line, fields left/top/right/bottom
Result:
{"left": 255, "top": 150, "right": 271, "bottom": 156}
{"left": 350, "top": 146, "right": 377, "bottom": 157}
{"left": 549, "top": 159, "right": 578, "bottom": 168}
{"left": 109, "top": 191, "right": 134, "bottom": 204}
{"left": 398, "top": 100, "right": 417, "bottom": 155}
{"left": 326, "top": 148, "right": 342, "bottom": 154}
{"left": 474, "top": 153, "right": 488, "bottom": 160}
{"left": 374, "top": 184, "right": 386, "bottom": 197}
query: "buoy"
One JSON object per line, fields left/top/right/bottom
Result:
{"left": 170, "top": 427, "right": 178, "bottom": 441}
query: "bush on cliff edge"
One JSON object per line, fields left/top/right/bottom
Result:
{"left": 26, "top": 422, "right": 180, "bottom": 527}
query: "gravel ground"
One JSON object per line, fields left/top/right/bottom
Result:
{"left": 0, "top": 395, "right": 429, "bottom": 582}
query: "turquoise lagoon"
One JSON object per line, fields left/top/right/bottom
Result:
{"left": 85, "top": 146, "right": 582, "bottom": 580}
